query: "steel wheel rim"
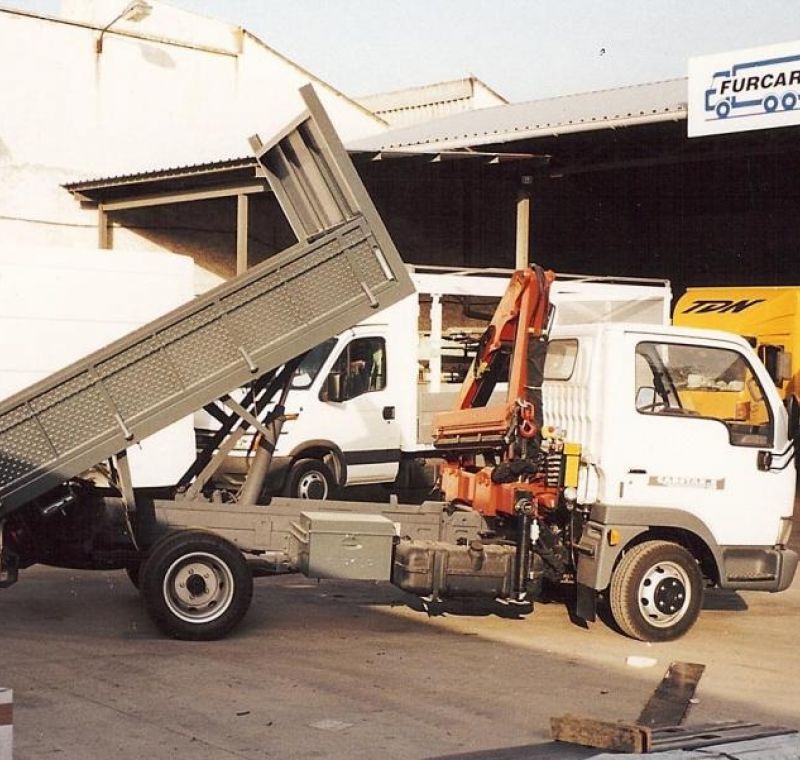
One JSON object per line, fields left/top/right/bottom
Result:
{"left": 637, "top": 560, "right": 691, "bottom": 628}
{"left": 163, "top": 552, "right": 235, "bottom": 624}
{"left": 297, "top": 470, "right": 328, "bottom": 499}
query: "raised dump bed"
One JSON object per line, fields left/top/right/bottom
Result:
{"left": 0, "top": 86, "right": 414, "bottom": 518}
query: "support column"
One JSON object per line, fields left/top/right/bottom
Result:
{"left": 515, "top": 177, "right": 533, "bottom": 270}
{"left": 236, "top": 194, "right": 249, "bottom": 275}
{"left": 429, "top": 294, "right": 443, "bottom": 393}
{"left": 98, "top": 205, "right": 113, "bottom": 250}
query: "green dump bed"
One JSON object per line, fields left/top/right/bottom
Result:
{"left": 0, "top": 86, "right": 414, "bottom": 518}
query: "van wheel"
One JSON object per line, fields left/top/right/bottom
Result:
{"left": 140, "top": 530, "right": 253, "bottom": 640}
{"left": 283, "top": 458, "right": 336, "bottom": 500}
{"left": 609, "top": 540, "right": 703, "bottom": 642}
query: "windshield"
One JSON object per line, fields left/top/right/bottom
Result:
{"left": 292, "top": 338, "right": 337, "bottom": 389}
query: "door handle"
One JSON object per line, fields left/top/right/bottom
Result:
{"left": 628, "top": 469, "right": 647, "bottom": 474}
{"left": 382, "top": 406, "right": 395, "bottom": 421}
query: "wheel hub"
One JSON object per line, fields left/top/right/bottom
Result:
{"left": 298, "top": 471, "right": 328, "bottom": 499}
{"left": 638, "top": 561, "right": 690, "bottom": 628}
{"left": 185, "top": 572, "right": 208, "bottom": 597}
{"left": 654, "top": 577, "right": 685, "bottom": 614}
{"left": 164, "top": 553, "right": 234, "bottom": 623}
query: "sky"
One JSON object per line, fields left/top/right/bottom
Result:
{"left": 15, "top": 0, "right": 800, "bottom": 102}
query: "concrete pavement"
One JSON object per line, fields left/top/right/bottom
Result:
{"left": 2, "top": 558, "right": 798, "bottom": 759}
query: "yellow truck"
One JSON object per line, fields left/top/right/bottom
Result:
{"left": 674, "top": 286, "right": 800, "bottom": 405}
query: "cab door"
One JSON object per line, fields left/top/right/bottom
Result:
{"left": 604, "top": 332, "right": 794, "bottom": 546}
{"left": 321, "top": 333, "right": 402, "bottom": 485}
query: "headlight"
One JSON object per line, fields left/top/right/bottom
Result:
{"left": 563, "top": 486, "right": 578, "bottom": 503}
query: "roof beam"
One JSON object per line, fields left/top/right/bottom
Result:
{"left": 99, "top": 180, "right": 269, "bottom": 211}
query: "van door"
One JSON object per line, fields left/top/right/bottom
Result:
{"left": 321, "top": 334, "right": 402, "bottom": 485}
{"left": 605, "top": 333, "right": 794, "bottom": 546}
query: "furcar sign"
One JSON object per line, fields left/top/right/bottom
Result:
{"left": 688, "top": 40, "right": 800, "bottom": 137}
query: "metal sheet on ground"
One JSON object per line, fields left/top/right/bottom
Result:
{"left": 636, "top": 661, "right": 705, "bottom": 728}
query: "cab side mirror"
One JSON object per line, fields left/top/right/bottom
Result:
{"left": 785, "top": 394, "right": 800, "bottom": 440}
{"left": 322, "top": 372, "right": 344, "bottom": 403}
{"left": 758, "top": 345, "right": 792, "bottom": 387}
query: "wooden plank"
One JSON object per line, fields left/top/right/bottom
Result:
{"left": 637, "top": 661, "right": 705, "bottom": 728}
{"left": 550, "top": 714, "right": 651, "bottom": 753}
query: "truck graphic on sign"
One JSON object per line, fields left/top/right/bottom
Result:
{"left": 705, "top": 52, "right": 800, "bottom": 120}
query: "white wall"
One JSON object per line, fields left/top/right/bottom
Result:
{"left": 0, "top": 245, "right": 196, "bottom": 486}
{"left": 0, "top": 3, "right": 383, "bottom": 175}
{"left": 0, "top": 2, "right": 385, "bottom": 283}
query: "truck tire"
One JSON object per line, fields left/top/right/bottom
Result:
{"left": 140, "top": 530, "right": 253, "bottom": 640}
{"left": 609, "top": 540, "right": 703, "bottom": 642}
{"left": 283, "top": 458, "right": 336, "bottom": 500}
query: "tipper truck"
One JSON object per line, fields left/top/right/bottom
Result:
{"left": 0, "top": 87, "right": 796, "bottom": 642}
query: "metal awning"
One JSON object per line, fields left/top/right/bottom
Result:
{"left": 63, "top": 149, "right": 546, "bottom": 206}
{"left": 62, "top": 147, "right": 547, "bottom": 275}
{"left": 64, "top": 157, "right": 263, "bottom": 205}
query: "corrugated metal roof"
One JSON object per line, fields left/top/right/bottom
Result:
{"left": 348, "top": 78, "right": 689, "bottom": 152}
{"left": 63, "top": 157, "right": 257, "bottom": 193}
{"left": 63, "top": 149, "right": 544, "bottom": 200}
{"left": 357, "top": 76, "right": 507, "bottom": 114}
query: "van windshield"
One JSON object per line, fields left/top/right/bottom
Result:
{"left": 292, "top": 339, "right": 337, "bottom": 389}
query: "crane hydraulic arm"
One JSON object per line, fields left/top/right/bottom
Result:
{"left": 432, "top": 265, "right": 573, "bottom": 518}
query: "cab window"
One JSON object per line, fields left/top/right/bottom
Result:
{"left": 635, "top": 341, "right": 772, "bottom": 447}
{"left": 292, "top": 338, "right": 337, "bottom": 390}
{"left": 544, "top": 339, "right": 578, "bottom": 381}
{"left": 322, "top": 337, "right": 387, "bottom": 402}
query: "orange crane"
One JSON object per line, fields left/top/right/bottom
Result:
{"left": 432, "top": 265, "right": 571, "bottom": 515}
{"left": 431, "top": 265, "right": 580, "bottom": 602}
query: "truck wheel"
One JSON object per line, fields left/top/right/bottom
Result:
{"left": 283, "top": 458, "right": 336, "bottom": 500}
{"left": 140, "top": 530, "right": 253, "bottom": 640}
{"left": 609, "top": 540, "right": 703, "bottom": 642}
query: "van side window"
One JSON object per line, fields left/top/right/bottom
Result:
{"left": 324, "top": 337, "right": 387, "bottom": 402}
{"left": 634, "top": 341, "right": 773, "bottom": 447}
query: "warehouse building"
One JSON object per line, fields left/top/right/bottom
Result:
{"left": 3, "top": 1, "right": 799, "bottom": 296}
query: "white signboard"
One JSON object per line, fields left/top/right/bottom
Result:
{"left": 688, "top": 40, "right": 800, "bottom": 137}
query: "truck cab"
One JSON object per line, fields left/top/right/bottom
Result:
{"left": 545, "top": 322, "right": 797, "bottom": 639}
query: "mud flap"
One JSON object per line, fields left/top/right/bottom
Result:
{"left": 576, "top": 582, "right": 596, "bottom": 622}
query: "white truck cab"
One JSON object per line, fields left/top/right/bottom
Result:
{"left": 545, "top": 322, "right": 797, "bottom": 639}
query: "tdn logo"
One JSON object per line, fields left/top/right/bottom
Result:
{"left": 681, "top": 299, "right": 765, "bottom": 315}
